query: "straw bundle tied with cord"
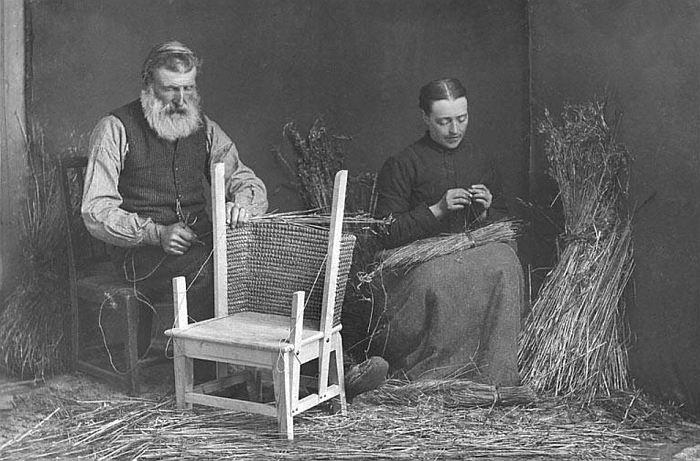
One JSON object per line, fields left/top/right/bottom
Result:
{"left": 518, "top": 100, "right": 633, "bottom": 402}
{"left": 362, "top": 218, "right": 523, "bottom": 281}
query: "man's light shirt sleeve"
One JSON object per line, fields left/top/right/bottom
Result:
{"left": 81, "top": 116, "right": 161, "bottom": 247}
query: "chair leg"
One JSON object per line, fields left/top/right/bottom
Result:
{"left": 173, "top": 340, "right": 193, "bottom": 409}
{"left": 137, "top": 299, "right": 154, "bottom": 358}
{"left": 290, "top": 353, "right": 301, "bottom": 411}
{"left": 244, "top": 367, "right": 262, "bottom": 402}
{"left": 124, "top": 295, "right": 141, "bottom": 394}
{"left": 329, "top": 334, "right": 347, "bottom": 415}
{"left": 272, "top": 353, "right": 294, "bottom": 440}
{"left": 70, "top": 294, "right": 80, "bottom": 370}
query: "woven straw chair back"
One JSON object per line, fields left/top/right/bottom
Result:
{"left": 226, "top": 221, "right": 356, "bottom": 326}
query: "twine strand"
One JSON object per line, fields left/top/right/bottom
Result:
{"left": 96, "top": 226, "right": 219, "bottom": 373}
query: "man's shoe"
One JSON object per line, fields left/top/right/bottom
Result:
{"left": 345, "top": 356, "right": 389, "bottom": 399}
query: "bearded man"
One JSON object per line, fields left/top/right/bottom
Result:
{"left": 82, "top": 41, "right": 268, "bottom": 361}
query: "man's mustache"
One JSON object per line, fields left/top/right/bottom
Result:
{"left": 165, "top": 104, "right": 190, "bottom": 115}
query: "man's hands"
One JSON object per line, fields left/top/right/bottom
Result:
{"left": 157, "top": 203, "right": 252, "bottom": 255}
{"left": 225, "top": 202, "right": 251, "bottom": 227}
{"left": 429, "top": 184, "right": 492, "bottom": 220}
{"left": 158, "top": 222, "right": 196, "bottom": 255}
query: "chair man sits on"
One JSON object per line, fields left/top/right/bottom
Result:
{"left": 60, "top": 154, "right": 151, "bottom": 394}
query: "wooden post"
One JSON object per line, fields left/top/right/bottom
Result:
{"left": 0, "top": 0, "right": 26, "bottom": 292}
{"left": 317, "top": 170, "right": 347, "bottom": 397}
{"left": 211, "top": 162, "right": 227, "bottom": 319}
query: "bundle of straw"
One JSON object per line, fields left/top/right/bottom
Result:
{"left": 363, "top": 218, "right": 522, "bottom": 280}
{"left": 272, "top": 117, "right": 346, "bottom": 213}
{"left": 363, "top": 378, "right": 537, "bottom": 408}
{"left": 0, "top": 132, "right": 70, "bottom": 378}
{"left": 518, "top": 100, "right": 633, "bottom": 402}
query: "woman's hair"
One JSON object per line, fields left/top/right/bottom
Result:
{"left": 418, "top": 78, "right": 467, "bottom": 114}
{"left": 141, "top": 41, "right": 202, "bottom": 86}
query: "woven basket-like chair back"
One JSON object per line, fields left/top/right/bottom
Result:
{"left": 226, "top": 221, "right": 356, "bottom": 326}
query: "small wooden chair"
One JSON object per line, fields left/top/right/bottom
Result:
{"left": 59, "top": 155, "right": 155, "bottom": 394}
{"left": 165, "top": 164, "right": 355, "bottom": 440}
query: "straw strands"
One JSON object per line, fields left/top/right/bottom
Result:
{"left": 1, "top": 383, "right": 680, "bottom": 460}
{"left": 363, "top": 219, "right": 522, "bottom": 280}
{"left": 0, "top": 131, "right": 70, "bottom": 379}
{"left": 272, "top": 117, "right": 347, "bottom": 213}
{"left": 519, "top": 100, "right": 633, "bottom": 402}
{"left": 519, "top": 223, "right": 633, "bottom": 400}
{"left": 248, "top": 210, "right": 388, "bottom": 231}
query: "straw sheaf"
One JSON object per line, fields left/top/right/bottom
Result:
{"left": 519, "top": 224, "right": 633, "bottom": 401}
{"left": 519, "top": 100, "right": 633, "bottom": 402}
{"left": 363, "top": 218, "right": 522, "bottom": 280}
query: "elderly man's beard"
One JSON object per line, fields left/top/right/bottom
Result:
{"left": 141, "top": 87, "right": 203, "bottom": 141}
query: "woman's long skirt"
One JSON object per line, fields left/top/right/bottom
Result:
{"left": 367, "top": 242, "right": 524, "bottom": 386}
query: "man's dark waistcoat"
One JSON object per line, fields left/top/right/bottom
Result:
{"left": 111, "top": 99, "right": 209, "bottom": 227}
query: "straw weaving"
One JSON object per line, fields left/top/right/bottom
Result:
{"left": 226, "top": 221, "right": 356, "bottom": 326}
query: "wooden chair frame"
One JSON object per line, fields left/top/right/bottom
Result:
{"left": 59, "top": 155, "right": 145, "bottom": 394}
{"left": 166, "top": 163, "right": 352, "bottom": 439}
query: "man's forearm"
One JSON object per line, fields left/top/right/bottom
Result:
{"left": 82, "top": 205, "right": 161, "bottom": 247}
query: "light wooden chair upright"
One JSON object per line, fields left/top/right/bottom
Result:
{"left": 165, "top": 163, "right": 355, "bottom": 440}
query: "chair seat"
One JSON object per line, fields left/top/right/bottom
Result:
{"left": 166, "top": 312, "right": 334, "bottom": 352}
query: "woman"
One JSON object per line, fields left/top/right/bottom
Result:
{"left": 368, "top": 78, "right": 523, "bottom": 386}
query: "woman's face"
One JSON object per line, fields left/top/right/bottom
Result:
{"left": 422, "top": 96, "right": 469, "bottom": 149}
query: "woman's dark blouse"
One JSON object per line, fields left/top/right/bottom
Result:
{"left": 375, "top": 133, "right": 507, "bottom": 249}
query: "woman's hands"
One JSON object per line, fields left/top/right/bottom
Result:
{"left": 429, "top": 184, "right": 492, "bottom": 220}
{"left": 430, "top": 188, "right": 471, "bottom": 219}
{"left": 467, "top": 184, "right": 492, "bottom": 210}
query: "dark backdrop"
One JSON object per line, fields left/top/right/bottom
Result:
{"left": 27, "top": 0, "right": 530, "bottom": 213}
{"left": 31, "top": 0, "right": 700, "bottom": 416}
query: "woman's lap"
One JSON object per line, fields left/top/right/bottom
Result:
{"left": 369, "top": 242, "right": 523, "bottom": 385}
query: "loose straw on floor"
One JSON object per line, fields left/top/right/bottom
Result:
{"left": 2, "top": 386, "right": 676, "bottom": 461}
